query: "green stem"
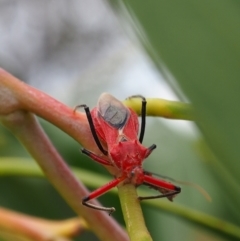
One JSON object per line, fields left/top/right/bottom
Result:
{"left": 1, "top": 159, "right": 240, "bottom": 241}
{"left": 124, "top": 98, "right": 193, "bottom": 120}
{"left": 118, "top": 183, "right": 152, "bottom": 241}
{"left": 146, "top": 199, "right": 240, "bottom": 241}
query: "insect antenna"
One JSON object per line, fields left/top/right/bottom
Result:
{"left": 127, "top": 95, "right": 147, "bottom": 143}
{"left": 74, "top": 104, "right": 108, "bottom": 155}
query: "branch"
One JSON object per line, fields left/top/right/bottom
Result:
{"left": 0, "top": 69, "right": 128, "bottom": 241}
{"left": 124, "top": 97, "right": 193, "bottom": 120}
{"left": 2, "top": 158, "right": 240, "bottom": 241}
{"left": 0, "top": 207, "right": 85, "bottom": 241}
{"left": 118, "top": 183, "right": 153, "bottom": 241}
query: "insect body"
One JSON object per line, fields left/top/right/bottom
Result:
{"left": 78, "top": 93, "right": 181, "bottom": 214}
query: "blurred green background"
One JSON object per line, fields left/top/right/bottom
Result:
{"left": 1, "top": 1, "right": 240, "bottom": 241}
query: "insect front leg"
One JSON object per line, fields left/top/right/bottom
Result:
{"left": 126, "top": 95, "right": 147, "bottom": 143}
{"left": 82, "top": 148, "right": 112, "bottom": 166}
{"left": 82, "top": 176, "right": 125, "bottom": 215}
{"left": 74, "top": 104, "right": 108, "bottom": 155}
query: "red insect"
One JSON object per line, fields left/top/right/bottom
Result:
{"left": 78, "top": 93, "right": 181, "bottom": 214}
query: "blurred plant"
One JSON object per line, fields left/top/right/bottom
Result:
{"left": 0, "top": 69, "right": 240, "bottom": 241}
{"left": 0, "top": 69, "right": 127, "bottom": 241}
{"left": 0, "top": 207, "right": 85, "bottom": 241}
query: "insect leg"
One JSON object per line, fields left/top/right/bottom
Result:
{"left": 74, "top": 104, "right": 108, "bottom": 155}
{"left": 143, "top": 170, "right": 211, "bottom": 201}
{"left": 82, "top": 176, "right": 125, "bottom": 215}
{"left": 82, "top": 148, "right": 112, "bottom": 166}
{"left": 139, "top": 174, "right": 181, "bottom": 201}
{"left": 138, "top": 187, "right": 180, "bottom": 201}
{"left": 127, "top": 95, "right": 146, "bottom": 143}
{"left": 145, "top": 144, "right": 157, "bottom": 158}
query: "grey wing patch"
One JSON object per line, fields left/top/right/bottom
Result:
{"left": 97, "top": 93, "right": 129, "bottom": 129}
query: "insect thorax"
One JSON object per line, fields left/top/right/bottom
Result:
{"left": 109, "top": 140, "right": 149, "bottom": 177}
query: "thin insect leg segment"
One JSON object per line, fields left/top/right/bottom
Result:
{"left": 82, "top": 176, "right": 125, "bottom": 215}
{"left": 143, "top": 170, "right": 176, "bottom": 182}
{"left": 82, "top": 148, "right": 112, "bottom": 166}
{"left": 139, "top": 96, "right": 146, "bottom": 143}
{"left": 75, "top": 104, "right": 108, "bottom": 155}
{"left": 138, "top": 173, "right": 181, "bottom": 201}
{"left": 138, "top": 189, "right": 180, "bottom": 201}
{"left": 127, "top": 95, "right": 147, "bottom": 143}
{"left": 144, "top": 144, "right": 157, "bottom": 159}
{"left": 147, "top": 144, "right": 157, "bottom": 153}
{"left": 143, "top": 170, "right": 211, "bottom": 201}
{"left": 143, "top": 173, "right": 181, "bottom": 191}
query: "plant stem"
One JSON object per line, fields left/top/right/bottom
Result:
{"left": 124, "top": 97, "right": 193, "bottom": 120}
{"left": 0, "top": 111, "right": 128, "bottom": 241}
{"left": 0, "top": 69, "right": 94, "bottom": 150}
{"left": 0, "top": 68, "right": 129, "bottom": 241}
{"left": 0, "top": 207, "right": 85, "bottom": 241}
{"left": 2, "top": 159, "right": 240, "bottom": 240}
{"left": 118, "top": 183, "right": 152, "bottom": 241}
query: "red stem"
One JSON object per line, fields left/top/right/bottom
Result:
{"left": 0, "top": 69, "right": 128, "bottom": 241}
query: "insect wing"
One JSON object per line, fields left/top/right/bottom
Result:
{"left": 97, "top": 93, "right": 129, "bottom": 129}
{"left": 90, "top": 93, "right": 130, "bottom": 146}
{"left": 91, "top": 93, "right": 140, "bottom": 149}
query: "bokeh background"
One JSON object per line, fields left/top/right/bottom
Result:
{"left": 0, "top": 1, "right": 240, "bottom": 240}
